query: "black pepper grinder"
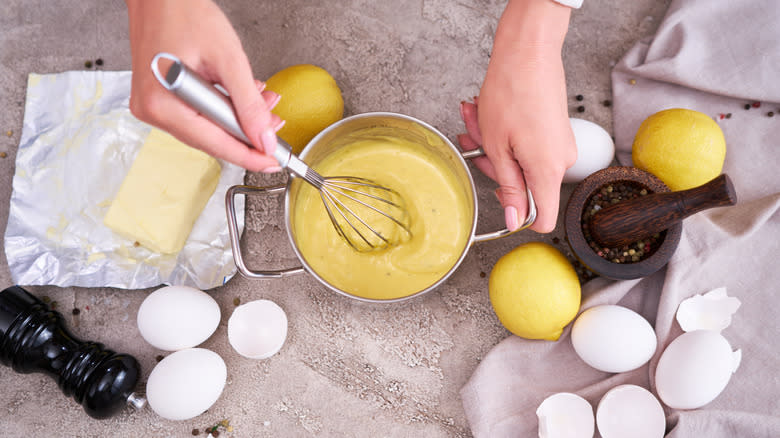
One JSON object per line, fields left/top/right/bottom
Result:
{"left": 0, "top": 286, "right": 146, "bottom": 419}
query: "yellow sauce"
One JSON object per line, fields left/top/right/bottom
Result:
{"left": 291, "top": 135, "right": 472, "bottom": 300}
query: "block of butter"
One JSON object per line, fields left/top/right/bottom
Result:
{"left": 104, "top": 128, "right": 221, "bottom": 254}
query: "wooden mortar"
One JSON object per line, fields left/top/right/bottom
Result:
{"left": 564, "top": 167, "right": 682, "bottom": 280}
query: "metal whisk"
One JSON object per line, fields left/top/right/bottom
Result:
{"left": 151, "top": 53, "right": 412, "bottom": 252}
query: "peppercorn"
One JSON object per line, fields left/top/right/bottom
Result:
{"left": 575, "top": 94, "right": 584, "bottom": 101}
{"left": 84, "top": 60, "right": 92, "bottom": 68}
{"left": 581, "top": 181, "right": 664, "bottom": 264}
{"left": 479, "top": 271, "right": 486, "bottom": 278}
{"left": 95, "top": 58, "right": 104, "bottom": 66}
{"left": 156, "top": 355, "right": 164, "bottom": 362}
{"left": 744, "top": 103, "right": 751, "bottom": 110}
{"left": 192, "top": 429, "right": 200, "bottom": 436}
{"left": 726, "top": 113, "right": 732, "bottom": 119}
{"left": 72, "top": 308, "right": 80, "bottom": 316}
{"left": 602, "top": 100, "right": 612, "bottom": 107}
{"left": 768, "top": 112, "right": 774, "bottom": 117}
{"left": 233, "top": 297, "right": 241, "bottom": 306}
{"left": 577, "top": 105, "right": 585, "bottom": 113}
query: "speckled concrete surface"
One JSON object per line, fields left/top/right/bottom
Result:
{"left": 0, "top": 1, "right": 670, "bottom": 436}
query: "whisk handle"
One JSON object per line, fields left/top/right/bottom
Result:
{"left": 151, "top": 52, "right": 294, "bottom": 169}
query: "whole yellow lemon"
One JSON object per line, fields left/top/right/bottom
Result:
{"left": 489, "top": 242, "right": 581, "bottom": 341}
{"left": 632, "top": 108, "right": 726, "bottom": 191}
{"left": 265, "top": 64, "right": 344, "bottom": 154}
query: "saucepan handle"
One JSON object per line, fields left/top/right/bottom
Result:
{"left": 461, "top": 148, "right": 537, "bottom": 243}
{"left": 226, "top": 185, "right": 305, "bottom": 278}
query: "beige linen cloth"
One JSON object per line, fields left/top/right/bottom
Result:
{"left": 461, "top": 0, "right": 780, "bottom": 436}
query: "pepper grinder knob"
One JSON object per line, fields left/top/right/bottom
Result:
{"left": 0, "top": 286, "right": 143, "bottom": 419}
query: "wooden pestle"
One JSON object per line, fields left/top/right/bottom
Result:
{"left": 588, "top": 174, "right": 737, "bottom": 248}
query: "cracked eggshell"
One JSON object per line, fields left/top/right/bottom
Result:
{"left": 676, "top": 287, "right": 741, "bottom": 332}
{"left": 536, "top": 392, "right": 595, "bottom": 438}
{"left": 146, "top": 348, "right": 227, "bottom": 421}
{"left": 228, "top": 299, "right": 288, "bottom": 359}
{"left": 571, "top": 305, "right": 657, "bottom": 373}
{"left": 563, "top": 118, "right": 615, "bottom": 184}
{"left": 596, "top": 385, "right": 665, "bottom": 438}
{"left": 655, "top": 330, "right": 741, "bottom": 410}
{"left": 137, "top": 285, "right": 221, "bottom": 351}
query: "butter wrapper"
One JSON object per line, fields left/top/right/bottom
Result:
{"left": 4, "top": 71, "right": 245, "bottom": 290}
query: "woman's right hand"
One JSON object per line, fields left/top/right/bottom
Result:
{"left": 125, "top": 0, "right": 282, "bottom": 172}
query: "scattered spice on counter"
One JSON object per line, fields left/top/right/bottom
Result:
{"left": 752, "top": 101, "right": 761, "bottom": 108}
{"left": 0, "top": 152, "right": 6, "bottom": 159}
{"left": 575, "top": 94, "right": 584, "bottom": 101}
{"left": 726, "top": 113, "right": 732, "bottom": 119}
{"left": 42, "top": 295, "right": 51, "bottom": 304}
{"left": 577, "top": 105, "right": 585, "bottom": 113}
{"left": 155, "top": 355, "right": 164, "bottom": 362}
{"left": 85, "top": 305, "right": 90, "bottom": 311}
{"left": 744, "top": 103, "right": 751, "bottom": 110}
{"left": 5, "top": 130, "right": 11, "bottom": 137}
{"left": 479, "top": 271, "right": 486, "bottom": 278}
{"left": 581, "top": 182, "right": 665, "bottom": 264}
{"left": 233, "top": 297, "right": 241, "bottom": 306}
{"left": 72, "top": 308, "right": 80, "bottom": 316}
{"left": 767, "top": 111, "right": 774, "bottom": 117}
{"left": 629, "top": 79, "right": 637, "bottom": 85}
{"left": 84, "top": 60, "right": 93, "bottom": 69}
{"left": 552, "top": 237, "right": 560, "bottom": 244}
{"left": 95, "top": 58, "right": 104, "bottom": 66}
{"left": 602, "top": 100, "right": 612, "bottom": 107}
{"left": 192, "top": 429, "right": 200, "bottom": 436}
{"left": 50, "top": 301, "right": 58, "bottom": 310}
{"left": 133, "top": 241, "right": 140, "bottom": 247}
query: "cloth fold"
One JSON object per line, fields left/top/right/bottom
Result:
{"left": 461, "top": 0, "right": 780, "bottom": 436}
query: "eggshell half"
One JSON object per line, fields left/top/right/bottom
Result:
{"left": 536, "top": 392, "right": 595, "bottom": 438}
{"left": 146, "top": 348, "right": 227, "bottom": 420}
{"left": 137, "top": 285, "right": 221, "bottom": 351}
{"left": 228, "top": 299, "right": 288, "bottom": 359}
{"left": 571, "top": 305, "right": 657, "bottom": 373}
{"left": 596, "top": 385, "right": 665, "bottom": 438}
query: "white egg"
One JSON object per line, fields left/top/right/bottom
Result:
{"left": 596, "top": 385, "right": 665, "bottom": 438}
{"left": 137, "top": 285, "right": 221, "bottom": 351}
{"left": 655, "top": 330, "right": 741, "bottom": 410}
{"left": 536, "top": 392, "right": 594, "bottom": 438}
{"left": 146, "top": 348, "right": 227, "bottom": 420}
{"left": 571, "top": 305, "right": 657, "bottom": 373}
{"left": 228, "top": 299, "right": 288, "bottom": 359}
{"left": 563, "top": 118, "right": 615, "bottom": 183}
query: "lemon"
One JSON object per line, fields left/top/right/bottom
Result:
{"left": 632, "top": 108, "right": 726, "bottom": 191}
{"left": 489, "top": 242, "right": 581, "bottom": 341}
{"left": 265, "top": 64, "right": 344, "bottom": 154}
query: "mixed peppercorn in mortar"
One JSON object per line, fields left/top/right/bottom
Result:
{"left": 580, "top": 181, "right": 665, "bottom": 264}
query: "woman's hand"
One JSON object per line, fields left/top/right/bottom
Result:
{"left": 458, "top": 0, "right": 577, "bottom": 233}
{"left": 126, "top": 0, "right": 281, "bottom": 172}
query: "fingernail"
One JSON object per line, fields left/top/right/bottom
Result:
{"left": 257, "top": 81, "right": 266, "bottom": 92}
{"left": 262, "top": 166, "right": 282, "bottom": 174}
{"left": 260, "top": 128, "right": 277, "bottom": 155}
{"left": 274, "top": 119, "right": 286, "bottom": 132}
{"left": 494, "top": 188, "right": 503, "bottom": 204}
{"left": 459, "top": 101, "right": 466, "bottom": 120}
{"left": 268, "top": 92, "right": 282, "bottom": 110}
{"left": 505, "top": 206, "right": 520, "bottom": 232}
